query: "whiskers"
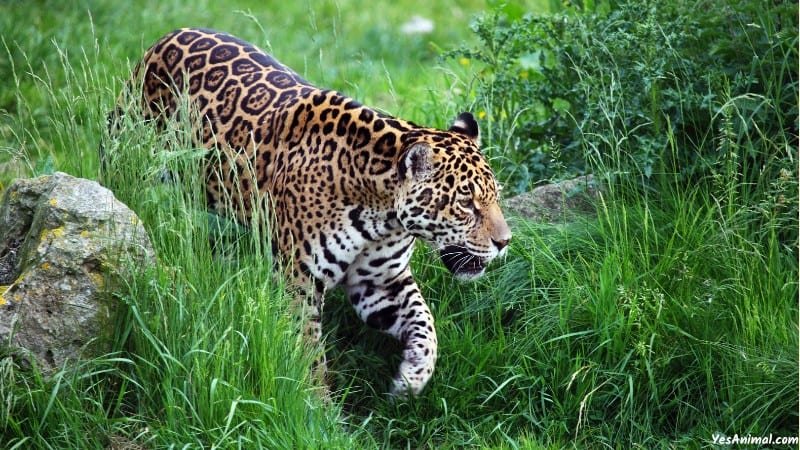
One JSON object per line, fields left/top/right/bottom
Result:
{"left": 439, "top": 244, "right": 486, "bottom": 279}
{"left": 449, "top": 253, "right": 479, "bottom": 274}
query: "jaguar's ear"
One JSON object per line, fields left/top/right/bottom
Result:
{"left": 398, "top": 142, "right": 434, "bottom": 182}
{"left": 449, "top": 112, "right": 480, "bottom": 145}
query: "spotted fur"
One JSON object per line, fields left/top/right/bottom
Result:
{"left": 115, "top": 28, "right": 512, "bottom": 396}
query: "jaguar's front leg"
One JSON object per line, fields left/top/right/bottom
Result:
{"left": 347, "top": 271, "right": 438, "bottom": 397}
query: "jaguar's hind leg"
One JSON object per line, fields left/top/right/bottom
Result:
{"left": 287, "top": 271, "right": 330, "bottom": 398}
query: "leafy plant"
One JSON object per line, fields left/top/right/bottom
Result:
{"left": 449, "top": 0, "right": 798, "bottom": 203}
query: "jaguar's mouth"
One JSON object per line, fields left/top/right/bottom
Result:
{"left": 439, "top": 245, "right": 487, "bottom": 280}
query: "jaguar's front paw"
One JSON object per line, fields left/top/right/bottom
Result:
{"left": 389, "top": 344, "right": 437, "bottom": 398}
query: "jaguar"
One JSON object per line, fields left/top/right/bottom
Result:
{"left": 112, "top": 28, "right": 511, "bottom": 397}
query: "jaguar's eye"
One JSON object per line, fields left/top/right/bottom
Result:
{"left": 457, "top": 198, "right": 477, "bottom": 213}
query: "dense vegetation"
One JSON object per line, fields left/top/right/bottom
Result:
{"left": 1, "top": 0, "right": 797, "bottom": 448}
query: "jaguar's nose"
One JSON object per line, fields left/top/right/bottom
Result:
{"left": 492, "top": 236, "right": 511, "bottom": 251}
{"left": 487, "top": 202, "right": 512, "bottom": 252}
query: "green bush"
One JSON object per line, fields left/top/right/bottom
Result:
{"left": 450, "top": 0, "right": 798, "bottom": 200}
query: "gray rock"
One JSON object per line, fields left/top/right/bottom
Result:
{"left": 0, "top": 172, "right": 153, "bottom": 371}
{"left": 503, "top": 175, "right": 600, "bottom": 223}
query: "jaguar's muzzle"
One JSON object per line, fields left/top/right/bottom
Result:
{"left": 439, "top": 245, "right": 487, "bottom": 280}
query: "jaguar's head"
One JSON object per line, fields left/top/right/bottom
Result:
{"left": 396, "top": 112, "right": 512, "bottom": 280}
